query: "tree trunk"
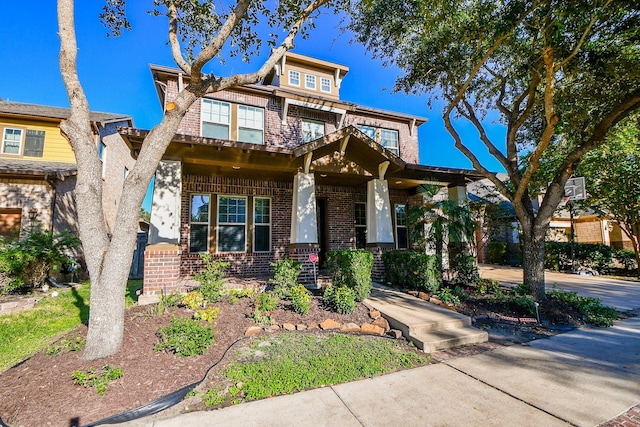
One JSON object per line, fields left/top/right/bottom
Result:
{"left": 521, "top": 222, "right": 547, "bottom": 301}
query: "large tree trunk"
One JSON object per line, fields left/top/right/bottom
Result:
{"left": 521, "top": 225, "right": 547, "bottom": 301}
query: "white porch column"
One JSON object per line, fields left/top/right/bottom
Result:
{"left": 366, "top": 179, "right": 394, "bottom": 244}
{"left": 149, "top": 160, "right": 182, "bottom": 244}
{"left": 290, "top": 172, "right": 318, "bottom": 244}
{"left": 447, "top": 184, "right": 468, "bottom": 204}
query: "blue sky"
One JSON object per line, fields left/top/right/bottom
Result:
{"left": 0, "top": 3, "right": 506, "bottom": 181}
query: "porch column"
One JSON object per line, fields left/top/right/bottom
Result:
{"left": 447, "top": 183, "right": 468, "bottom": 205}
{"left": 446, "top": 183, "right": 469, "bottom": 270}
{"left": 366, "top": 179, "right": 394, "bottom": 280}
{"left": 143, "top": 160, "right": 182, "bottom": 304}
{"left": 290, "top": 172, "right": 319, "bottom": 285}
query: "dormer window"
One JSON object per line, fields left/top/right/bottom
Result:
{"left": 305, "top": 74, "right": 316, "bottom": 90}
{"left": 321, "top": 77, "right": 331, "bottom": 93}
{"left": 289, "top": 70, "right": 300, "bottom": 86}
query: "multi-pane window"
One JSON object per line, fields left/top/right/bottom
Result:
{"left": 253, "top": 197, "right": 271, "bottom": 252}
{"left": 189, "top": 194, "right": 210, "bottom": 253}
{"left": 202, "top": 99, "right": 230, "bottom": 140}
{"left": 320, "top": 77, "right": 331, "bottom": 93}
{"left": 305, "top": 74, "right": 316, "bottom": 90}
{"left": 301, "top": 119, "right": 324, "bottom": 143}
{"left": 24, "top": 130, "right": 45, "bottom": 157}
{"left": 355, "top": 202, "right": 367, "bottom": 249}
{"left": 289, "top": 70, "right": 300, "bottom": 86}
{"left": 380, "top": 129, "right": 399, "bottom": 156}
{"left": 237, "top": 105, "right": 264, "bottom": 144}
{"left": 395, "top": 204, "right": 408, "bottom": 249}
{"left": 357, "top": 125, "right": 376, "bottom": 140}
{"left": 2, "top": 128, "right": 23, "bottom": 155}
{"left": 217, "top": 196, "right": 247, "bottom": 252}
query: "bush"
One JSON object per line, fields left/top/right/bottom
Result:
{"left": 269, "top": 258, "right": 302, "bottom": 298}
{"left": 326, "top": 250, "right": 373, "bottom": 301}
{"left": 194, "top": 254, "right": 229, "bottom": 302}
{"left": 436, "top": 287, "right": 460, "bottom": 306}
{"left": 289, "top": 284, "right": 311, "bottom": 315}
{"left": 194, "top": 306, "right": 220, "bottom": 323}
{"left": 382, "top": 251, "right": 440, "bottom": 293}
{"left": 548, "top": 288, "right": 618, "bottom": 327}
{"left": 252, "top": 292, "right": 279, "bottom": 326}
{"left": 323, "top": 284, "right": 356, "bottom": 314}
{"left": 182, "top": 290, "right": 205, "bottom": 310}
{"left": 614, "top": 248, "right": 638, "bottom": 271}
{"left": 449, "top": 253, "right": 479, "bottom": 285}
{"left": 155, "top": 317, "right": 215, "bottom": 357}
{"left": 487, "top": 241, "right": 508, "bottom": 264}
{"left": 545, "top": 242, "right": 612, "bottom": 273}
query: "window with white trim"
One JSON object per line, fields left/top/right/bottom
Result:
{"left": 380, "top": 129, "right": 399, "bottom": 156}
{"left": 237, "top": 105, "right": 264, "bottom": 144}
{"left": 289, "top": 70, "right": 300, "bottom": 86}
{"left": 305, "top": 74, "right": 316, "bottom": 90}
{"left": 202, "top": 99, "right": 230, "bottom": 140}
{"left": 355, "top": 202, "right": 367, "bottom": 249}
{"left": 253, "top": 197, "right": 271, "bottom": 252}
{"left": 320, "top": 77, "right": 331, "bottom": 93}
{"left": 395, "top": 204, "right": 408, "bottom": 249}
{"left": 357, "top": 125, "right": 376, "bottom": 140}
{"left": 2, "top": 128, "right": 23, "bottom": 155}
{"left": 189, "top": 194, "right": 210, "bottom": 253}
{"left": 301, "top": 119, "right": 324, "bottom": 143}
{"left": 217, "top": 196, "right": 247, "bottom": 252}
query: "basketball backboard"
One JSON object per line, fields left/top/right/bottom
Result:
{"left": 564, "top": 177, "right": 586, "bottom": 201}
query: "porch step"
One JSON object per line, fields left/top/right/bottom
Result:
{"left": 365, "top": 284, "right": 488, "bottom": 352}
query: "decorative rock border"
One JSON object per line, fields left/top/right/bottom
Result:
{"left": 473, "top": 313, "right": 539, "bottom": 325}
{"left": 244, "top": 309, "right": 403, "bottom": 339}
{"left": 0, "top": 297, "right": 40, "bottom": 315}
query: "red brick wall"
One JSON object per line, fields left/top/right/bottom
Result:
{"left": 143, "top": 246, "right": 181, "bottom": 296}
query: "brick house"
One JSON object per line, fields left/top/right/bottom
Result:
{"left": 0, "top": 101, "right": 135, "bottom": 239}
{"left": 122, "top": 53, "right": 482, "bottom": 303}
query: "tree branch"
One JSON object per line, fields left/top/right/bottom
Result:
{"left": 167, "top": 2, "right": 191, "bottom": 75}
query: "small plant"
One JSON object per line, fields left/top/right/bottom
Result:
{"left": 71, "top": 365, "right": 124, "bottom": 396}
{"left": 252, "top": 292, "right": 279, "bottom": 326}
{"left": 194, "top": 306, "right": 221, "bottom": 323}
{"left": 269, "top": 258, "right": 302, "bottom": 298}
{"left": 155, "top": 317, "right": 215, "bottom": 357}
{"left": 228, "top": 287, "right": 256, "bottom": 304}
{"left": 194, "top": 254, "right": 229, "bottom": 302}
{"left": 182, "top": 290, "right": 205, "bottom": 310}
{"left": 46, "top": 336, "right": 85, "bottom": 356}
{"left": 203, "top": 388, "right": 227, "bottom": 406}
{"left": 184, "top": 389, "right": 200, "bottom": 399}
{"left": 289, "top": 284, "right": 311, "bottom": 315}
{"left": 513, "top": 282, "right": 532, "bottom": 297}
{"left": 323, "top": 284, "right": 356, "bottom": 314}
{"left": 156, "top": 290, "right": 183, "bottom": 315}
{"left": 436, "top": 287, "right": 460, "bottom": 306}
{"left": 476, "top": 278, "right": 500, "bottom": 294}
{"left": 548, "top": 288, "right": 618, "bottom": 327}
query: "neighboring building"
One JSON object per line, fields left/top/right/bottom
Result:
{"left": 0, "top": 101, "right": 135, "bottom": 239}
{"left": 122, "top": 53, "right": 483, "bottom": 302}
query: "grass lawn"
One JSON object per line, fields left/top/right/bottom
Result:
{"left": 0, "top": 280, "right": 143, "bottom": 372}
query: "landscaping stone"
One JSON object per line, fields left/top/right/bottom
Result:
{"left": 340, "top": 323, "right": 361, "bottom": 333}
{"left": 268, "top": 324, "right": 280, "bottom": 332}
{"left": 372, "top": 317, "right": 390, "bottom": 331}
{"left": 388, "top": 329, "right": 403, "bottom": 339}
{"left": 320, "top": 319, "right": 341, "bottom": 330}
{"left": 418, "top": 292, "right": 430, "bottom": 300}
{"left": 245, "top": 326, "right": 262, "bottom": 337}
{"left": 369, "top": 310, "right": 381, "bottom": 319}
{"left": 296, "top": 324, "right": 307, "bottom": 331}
{"left": 429, "top": 296, "right": 442, "bottom": 305}
{"left": 361, "top": 323, "right": 385, "bottom": 336}
{"left": 308, "top": 323, "right": 319, "bottom": 330}
{"left": 282, "top": 323, "right": 296, "bottom": 331}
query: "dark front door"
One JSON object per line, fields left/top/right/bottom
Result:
{"left": 316, "top": 198, "right": 328, "bottom": 265}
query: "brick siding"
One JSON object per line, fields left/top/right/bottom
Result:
{"left": 142, "top": 246, "right": 181, "bottom": 296}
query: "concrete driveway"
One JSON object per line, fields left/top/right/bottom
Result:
{"left": 479, "top": 264, "right": 640, "bottom": 311}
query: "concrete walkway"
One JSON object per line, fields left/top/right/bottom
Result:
{"left": 119, "top": 271, "right": 640, "bottom": 427}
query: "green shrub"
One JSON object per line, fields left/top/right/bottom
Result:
{"left": 203, "top": 388, "right": 227, "bottom": 406}
{"left": 436, "top": 287, "right": 460, "bottom": 306}
{"left": 289, "top": 284, "right": 311, "bottom": 315}
{"left": 46, "top": 336, "right": 85, "bottom": 356}
{"left": 545, "top": 242, "right": 613, "bottom": 273}
{"left": 323, "top": 284, "right": 356, "bottom": 314}
{"left": 194, "top": 254, "right": 229, "bottom": 302}
{"left": 326, "top": 250, "right": 373, "bottom": 302}
{"left": 269, "top": 258, "right": 302, "bottom": 298}
{"left": 382, "top": 251, "right": 440, "bottom": 293}
{"left": 513, "top": 282, "right": 532, "bottom": 296}
{"left": 614, "top": 248, "right": 638, "bottom": 271}
{"left": 71, "top": 365, "right": 124, "bottom": 396}
{"left": 194, "top": 306, "right": 220, "bottom": 323}
{"left": 449, "top": 253, "right": 479, "bottom": 285}
{"left": 548, "top": 288, "right": 618, "bottom": 327}
{"left": 252, "top": 292, "right": 279, "bottom": 326}
{"left": 182, "top": 290, "right": 205, "bottom": 310}
{"left": 510, "top": 295, "right": 536, "bottom": 315}
{"left": 487, "top": 241, "right": 508, "bottom": 264}
{"left": 476, "top": 278, "right": 500, "bottom": 294}
{"left": 155, "top": 317, "right": 215, "bottom": 357}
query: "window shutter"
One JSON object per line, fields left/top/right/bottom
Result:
{"left": 24, "top": 130, "right": 45, "bottom": 157}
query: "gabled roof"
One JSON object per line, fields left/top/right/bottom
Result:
{"left": 0, "top": 158, "right": 77, "bottom": 179}
{"left": 0, "top": 101, "right": 133, "bottom": 126}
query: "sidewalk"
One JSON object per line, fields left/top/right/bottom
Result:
{"left": 119, "top": 270, "right": 640, "bottom": 427}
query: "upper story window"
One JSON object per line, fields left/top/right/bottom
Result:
{"left": 305, "top": 74, "right": 316, "bottom": 90}
{"left": 289, "top": 70, "right": 300, "bottom": 86}
{"left": 380, "top": 129, "right": 399, "bottom": 156}
{"left": 202, "top": 99, "right": 230, "bottom": 140}
{"left": 301, "top": 119, "right": 324, "bottom": 143}
{"left": 320, "top": 77, "right": 331, "bottom": 93}
{"left": 237, "top": 105, "right": 264, "bottom": 144}
{"left": 2, "top": 128, "right": 23, "bottom": 155}
{"left": 24, "top": 130, "right": 45, "bottom": 157}
{"left": 358, "top": 125, "right": 376, "bottom": 140}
